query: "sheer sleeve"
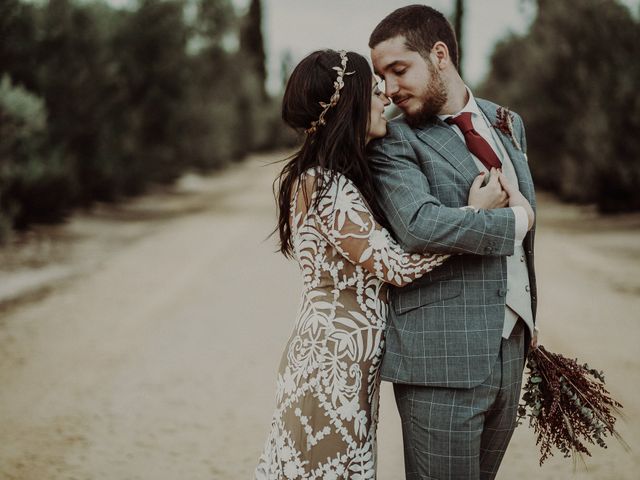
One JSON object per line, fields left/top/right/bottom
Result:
{"left": 309, "top": 171, "right": 450, "bottom": 287}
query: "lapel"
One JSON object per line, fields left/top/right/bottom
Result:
{"left": 415, "top": 117, "right": 479, "bottom": 186}
{"left": 476, "top": 99, "right": 536, "bottom": 206}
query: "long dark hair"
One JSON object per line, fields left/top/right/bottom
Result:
{"left": 275, "top": 50, "right": 389, "bottom": 258}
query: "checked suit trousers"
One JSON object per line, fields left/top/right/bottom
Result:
{"left": 394, "top": 321, "right": 526, "bottom": 480}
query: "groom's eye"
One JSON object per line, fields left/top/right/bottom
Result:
{"left": 393, "top": 68, "right": 407, "bottom": 76}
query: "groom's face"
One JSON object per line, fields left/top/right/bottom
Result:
{"left": 371, "top": 35, "right": 447, "bottom": 126}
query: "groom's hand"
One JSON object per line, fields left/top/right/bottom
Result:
{"left": 530, "top": 325, "right": 539, "bottom": 350}
{"left": 468, "top": 168, "right": 509, "bottom": 210}
{"left": 498, "top": 171, "right": 535, "bottom": 230}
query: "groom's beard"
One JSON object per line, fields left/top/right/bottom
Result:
{"left": 404, "top": 61, "right": 448, "bottom": 128}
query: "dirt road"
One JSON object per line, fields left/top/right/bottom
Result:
{"left": 1, "top": 153, "right": 638, "bottom": 479}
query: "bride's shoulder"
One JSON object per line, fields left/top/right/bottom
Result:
{"left": 303, "top": 167, "right": 353, "bottom": 192}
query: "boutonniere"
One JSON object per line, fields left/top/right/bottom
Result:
{"left": 494, "top": 106, "right": 522, "bottom": 151}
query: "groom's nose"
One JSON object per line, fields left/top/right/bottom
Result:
{"left": 384, "top": 77, "right": 399, "bottom": 98}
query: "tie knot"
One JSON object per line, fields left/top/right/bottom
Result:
{"left": 446, "top": 111, "right": 474, "bottom": 133}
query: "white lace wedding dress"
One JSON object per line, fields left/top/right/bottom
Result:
{"left": 255, "top": 168, "right": 449, "bottom": 479}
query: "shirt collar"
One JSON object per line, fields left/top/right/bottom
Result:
{"left": 438, "top": 86, "right": 482, "bottom": 122}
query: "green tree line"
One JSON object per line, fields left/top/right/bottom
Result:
{"left": 480, "top": 0, "right": 640, "bottom": 212}
{"left": 0, "top": 0, "right": 293, "bottom": 242}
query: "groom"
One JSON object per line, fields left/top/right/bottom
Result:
{"left": 368, "top": 5, "right": 538, "bottom": 480}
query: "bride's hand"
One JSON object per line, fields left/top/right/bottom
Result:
{"left": 467, "top": 168, "right": 509, "bottom": 210}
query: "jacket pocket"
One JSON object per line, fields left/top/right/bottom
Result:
{"left": 394, "top": 278, "right": 463, "bottom": 315}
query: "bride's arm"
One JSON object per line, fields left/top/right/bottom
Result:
{"left": 311, "top": 173, "right": 449, "bottom": 287}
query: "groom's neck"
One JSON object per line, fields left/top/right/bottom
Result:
{"left": 439, "top": 73, "right": 468, "bottom": 116}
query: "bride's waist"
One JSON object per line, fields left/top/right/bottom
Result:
{"left": 301, "top": 284, "right": 386, "bottom": 295}
{"left": 299, "top": 286, "right": 389, "bottom": 309}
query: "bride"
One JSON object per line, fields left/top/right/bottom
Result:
{"left": 255, "top": 49, "right": 507, "bottom": 479}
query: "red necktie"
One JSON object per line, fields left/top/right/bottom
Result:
{"left": 446, "top": 112, "right": 502, "bottom": 170}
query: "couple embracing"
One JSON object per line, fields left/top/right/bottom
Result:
{"left": 256, "top": 5, "right": 538, "bottom": 480}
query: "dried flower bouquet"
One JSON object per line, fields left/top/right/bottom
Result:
{"left": 518, "top": 345, "right": 628, "bottom": 465}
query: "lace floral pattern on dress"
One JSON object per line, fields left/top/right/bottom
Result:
{"left": 255, "top": 168, "right": 449, "bottom": 479}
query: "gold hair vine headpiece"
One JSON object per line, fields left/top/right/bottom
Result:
{"left": 305, "top": 50, "right": 355, "bottom": 135}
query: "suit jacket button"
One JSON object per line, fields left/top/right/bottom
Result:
{"left": 525, "top": 285, "right": 531, "bottom": 292}
{"left": 498, "top": 288, "right": 507, "bottom": 296}
{"left": 520, "top": 255, "right": 525, "bottom": 262}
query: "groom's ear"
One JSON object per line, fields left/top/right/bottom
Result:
{"left": 431, "top": 41, "right": 451, "bottom": 70}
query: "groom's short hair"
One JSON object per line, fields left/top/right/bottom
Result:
{"left": 369, "top": 4, "right": 459, "bottom": 70}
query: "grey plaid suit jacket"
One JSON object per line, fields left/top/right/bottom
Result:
{"left": 369, "top": 98, "right": 537, "bottom": 389}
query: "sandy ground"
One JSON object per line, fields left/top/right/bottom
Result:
{"left": 0, "top": 152, "right": 638, "bottom": 480}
